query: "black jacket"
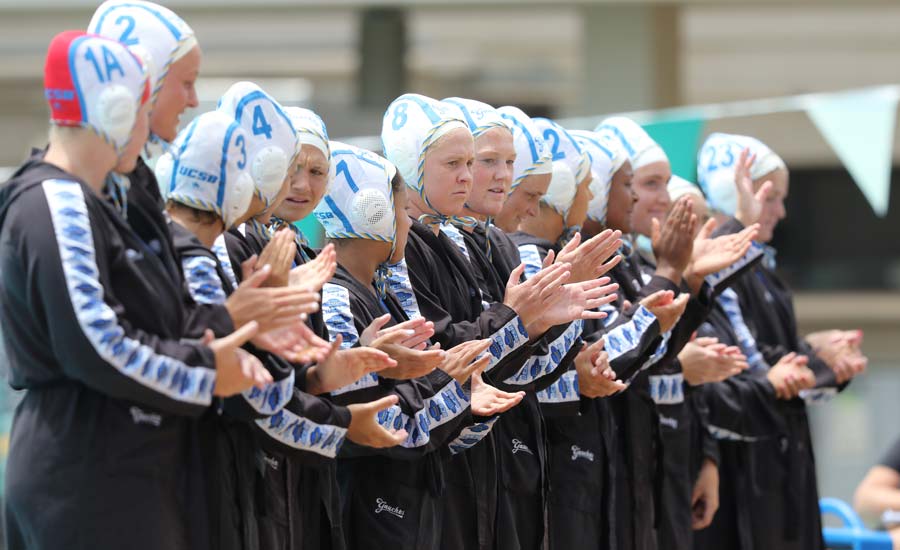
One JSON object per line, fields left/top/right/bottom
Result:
{"left": 217, "top": 223, "right": 353, "bottom": 550}
{"left": 0, "top": 160, "right": 217, "bottom": 550}
{"left": 325, "top": 265, "right": 473, "bottom": 550}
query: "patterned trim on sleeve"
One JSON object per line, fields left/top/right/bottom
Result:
{"left": 43, "top": 179, "right": 216, "bottom": 405}
{"left": 321, "top": 283, "right": 379, "bottom": 395}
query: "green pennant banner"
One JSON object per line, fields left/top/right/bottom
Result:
{"left": 294, "top": 215, "right": 324, "bottom": 249}
{"left": 642, "top": 118, "right": 706, "bottom": 183}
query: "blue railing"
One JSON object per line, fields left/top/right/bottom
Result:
{"left": 821, "top": 497, "right": 893, "bottom": 550}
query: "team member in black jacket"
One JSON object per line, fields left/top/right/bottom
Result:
{"left": 213, "top": 92, "right": 411, "bottom": 550}
{"left": 666, "top": 176, "right": 752, "bottom": 535}
{"left": 89, "top": 4, "right": 313, "bottom": 391}
{"left": 158, "top": 109, "right": 357, "bottom": 550}
{"left": 695, "top": 133, "right": 867, "bottom": 550}
{"left": 599, "top": 117, "right": 763, "bottom": 550}
{"left": 538, "top": 128, "right": 686, "bottom": 550}
{"left": 315, "top": 143, "right": 526, "bottom": 549}
{"left": 381, "top": 94, "right": 617, "bottom": 550}
{"left": 1, "top": 31, "right": 270, "bottom": 550}
{"left": 87, "top": 1, "right": 246, "bottom": 340}
{"left": 438, "top": 101, "right": 622, "bottom": 550}
{"left": 513, "top": 157, "right": 625, "bottom": 550}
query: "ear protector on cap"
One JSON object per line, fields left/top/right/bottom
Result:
{"left": 156, "top": 111, "right": 254, "bottom": 228}
{"left": 570, "top": 130, "right": 622, "bottom": 225}
{"left": 226, "top": 172, "right": 255, "bottom": 228}
{"left": 351, "top": 187, "right": 394, "bottom": 237}
{"left": 251, "top": 145, "right": 289, "bottom": 201}
{"left": 44, "top": 30, "right": 149, "bottom": 154}
{"left": 217, "top": 81, "right": 299, "bottom": 208}
{"left": 96, "top": 84, "right": 142, "bottom": 147}
{"left": 154, "top": 149, "right": 175, "bottom": 200}
{"left": 542, "top": 160, "right": 578, "bottom": 217}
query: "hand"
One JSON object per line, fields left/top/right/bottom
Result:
{"left": 438, "top": 339, "right": 492, "bottom": 384}
{"left": 525, "top": 277, "right": 620, "bottom": 336}
{"left": 256, "top": 228, "right": 296, "bottom": 287}
{"left": 305, "top": 339, "right": 397, "bottom": 395}
{"left": 766, "top": 352, "right": 815, "bottom": 400}
{"left": 733, "top": 148, "right": 774, "bottom": 227}
{"left": 208, "top": 322, "right": 274, "bottom": 396}
{"left": 680, "top": 337, "right": 749, "bottom": 386}
{"left": 470, "top": 372, "right": 525, "bottom": 416}
{"left": 805, "top": 329, "right": 844, "bottom": 352}
{"left": 807, "top": 329, "right": 867, "bottom": 383}
{"left": 814, "top": 334, "right": 868, "bottom": 384}
{"left": 686, "top": 219, "right": 759, "bottom": 280}
{"left": 226, "top": 261, "right": 321, "bottom": 333}
{"left": 691, "top": 458, "right": 720, "bottom": 530}
{"left": 253, "top": 319, "right": 332, "bottom": 364}
{"left": 346, "top": 395, "right": 408, "bottom": 448}
{"left": 640, "top": 290, "right": 689, "bottom": 333}
{"left": 576, "top": 339, "right": 626, "bottom": 398}
{"left": 651, "top": 196, "right": 697, "bottom": 282}
{"left": 377, "top": 344, "right": 446, "bottom": 380}
{"left": 289, "top": 243, "right": 336, "bottom": 292}
{"left": 359, "top": 315, "right": 435, "bottom": 350}
{"left": 503, "top": 262, "right": 572, "bottom": 328}
{"left": 555, "top": 229, "right": 624, "bottom": 283}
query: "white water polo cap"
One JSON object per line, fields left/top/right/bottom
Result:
{"left": 532, "top": 117, "right": 592, "bottom": 184}
{"left": 697, "top": 132, "right": 786, "bottom": 216}
{"left": 314, "top": 141, "right": 397, "bottom": 243}
{"left": 442, "top": 97, "right": 511, "bottom": 139}
{"left": 496, "top": 106, "right": 552, "bottom": 189}
{"left": 155, "top": 111, "right": 254, "bottom": 228}
{"left": 284, "top": 106, "right": 335, "bottom": 186}
{"left": 217, "top": 81, "right": 299, "bottom": 208}
{"left": 89, "top": 0, "right": 196, "bottom": 102}
{"left": 44, "top": 30, "right": 150, "bottom": 154}
{"left": 570, "top": 130, "right": 627, "bottom": 224}
{"left": 596, "top": 116, "right": 668, "bottom": 171}
{"left": 381, "top": 93, "right": 469, "bottom": 197}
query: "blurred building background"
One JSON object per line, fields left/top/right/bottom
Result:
{"left": 0, "top": 0, "right": 899, "bottom": 524}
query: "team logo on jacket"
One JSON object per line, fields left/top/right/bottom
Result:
{"left": 571, "top": 445, "right": 595, "bottom": 462}
{"left": 511, "top": 438, "right": 533, "bottom": 455}
{"left": 129, "top": 406, "right": 162, "bottom": 427}
{"left": 375, "top": 498, "right": 405, "bottom": 519}
{"left": 658, "top": 414, "right": 678, "bottom": 430}
{"left": 262, "top": 453, "right": 280, "bottom": 471}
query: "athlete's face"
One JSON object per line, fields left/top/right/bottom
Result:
{"left": 605, "top": 161, "right": 637, "bottom": 234}
{"left": 275, "top": 145, "right": 330, "bottom": 223}
{"left": 115, "top": 101, "right": 151, "bottom": 174}
{"left": 753, "top": 168, "right": 789, "bottom": 243}
{"left": 418, "top": 128, "right": 474, "bottom": 217}
{"left": 151, "top": 46, "right": 201, "bottom": 142}
{"left": 566, "top": 169, "right": 594, "bottom": 230}
{"left": 630, "top": 160, "right": 672, "bottom": 237}
{"left": 469, "top": 127, "right": 516, "bottom": 217}
{"left": 390, "top": 185, "right": 411, "bottom": 263}
{"left": 494, "top": 172, "right": 552, "bottom": 232}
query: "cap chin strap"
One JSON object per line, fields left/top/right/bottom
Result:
{"left": 375, "top": 243, "right": 396, "bottom": 299}
{"left": 104, "top": 172, "right": 131, "bottom": 216}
